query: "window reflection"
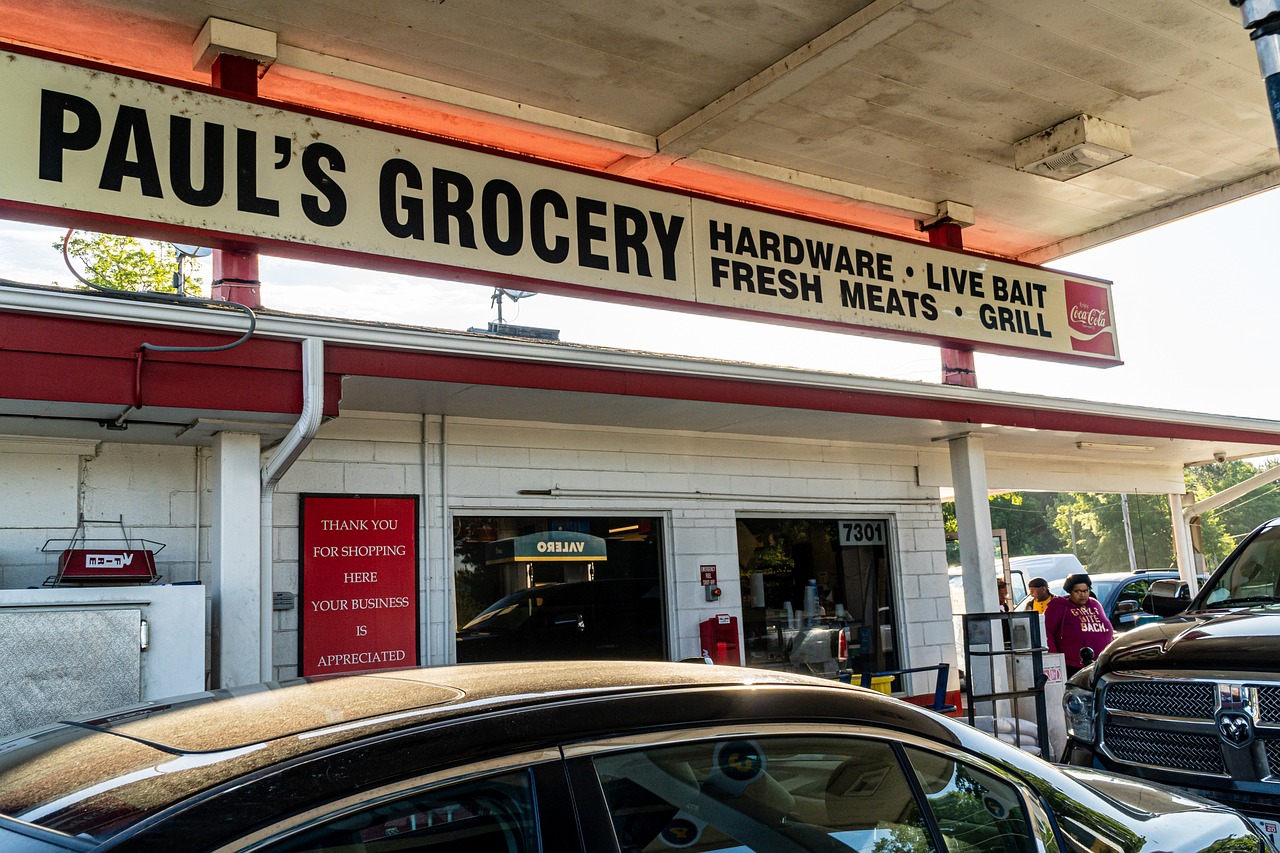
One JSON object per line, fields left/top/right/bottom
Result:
{"left": 595, "top": 736, "right": 1036, "bottom": 853}
{"left": 904, "top": 746, "right": 1034, "bottom": 853}
{"left": 452, "top": 516, "right": 665, "bottom": 663}
{"left": 262, "top": 770, "right": 539, "bottom": 852}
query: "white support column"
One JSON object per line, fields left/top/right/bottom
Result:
{"left": 1168, "top": 493, "right": 1200, "bottom": 595}
{"left": 949, "top": 434, "right": 997, "bottom": 615}
{"left": 949, "top": 433, "right": 1008, "bottom": 713}
{"left": 212, "top": 431, "right": 262, "bottom": 687}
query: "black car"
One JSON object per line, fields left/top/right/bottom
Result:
{"left": 0, "top": 661, "right": 1270, "bottom": 852}
{"left": 1064, "top": 518, "right": 1280, "bottom": 824}
{"left": 455, "top": 578, "right": 663, "bottom": 662}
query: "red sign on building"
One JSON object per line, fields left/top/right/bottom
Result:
{"left": 299, "top": 494, "right": 420, "bottom": 676}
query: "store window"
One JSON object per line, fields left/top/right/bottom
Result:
{"left": 452, "top": 516, "right": 665, "bottom": 663}
{"left": 736, "top": 518, "right": 898, "bottom": 678}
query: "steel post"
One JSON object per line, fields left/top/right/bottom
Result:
{"left": 1233, "top": 0, "right": 1280, "bottom": 150}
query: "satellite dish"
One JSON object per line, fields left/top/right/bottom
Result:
{"left": 490, "top": 287, "right": 538, "bottom": 325}
{"left": 171, "top": 244, "right": 212, "bottom": 258}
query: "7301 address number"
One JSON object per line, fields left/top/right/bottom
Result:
{"left": 839, "top": 520, "right": 886, "bottom": 547}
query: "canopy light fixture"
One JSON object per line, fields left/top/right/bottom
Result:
{"left": 1014, "top": 115, "right": 1131, "bottom": 181}
{"left": 1076, "top": 441, "right": 1155, "bottom": 453}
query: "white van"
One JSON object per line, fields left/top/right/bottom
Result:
{"left": 1008, "top": 553, "right": 1085, "bottom": 593}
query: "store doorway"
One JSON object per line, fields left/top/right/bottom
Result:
{"left": 736, "top": 517, "right": 899, "bottom": 678}
{"left": 452, "top": 516, "right": 666, "bottom": 663}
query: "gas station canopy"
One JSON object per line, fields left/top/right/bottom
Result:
{"left": 2, "top": 0, "right": 1274, "bottom": 265}
{"left": 3, "top": 0, "right": 1279, "bottom": 484}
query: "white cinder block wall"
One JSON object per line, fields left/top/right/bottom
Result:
{"left": 430, "top": 416, "right": 954, "bottom": 697}
{"left": 270, "top": 413, "right": 428, "bottom": 676}
{"left": 1, "top": 412, "right": 956, "bottom": 698}
{"left": 0, "top": 439, "right": 205, "bottom": 591}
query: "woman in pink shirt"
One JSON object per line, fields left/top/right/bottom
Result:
{"left": 1045, "top": 573, "right": 1114, "bottom": 677}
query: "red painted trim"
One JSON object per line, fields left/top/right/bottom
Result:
{"left": 211, "top": 54, "right": 258, "bottom": 96}
{"left": 0, "top": 310, "right": 296, "bottom": 366}
{"left": 0, "top": 310, "right": 330, "bottom": 415}
{"left": 3, "top": 308, "right": 1274, "bottom": 445}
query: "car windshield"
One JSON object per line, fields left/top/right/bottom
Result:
{"left": 1202, "top": 526, "right": 1280, "bottom": 607}
{"left": 1088, "top": 578, "right": 1121, "bottom": 603}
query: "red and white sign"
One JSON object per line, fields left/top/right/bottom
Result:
{"left": 58, "top": 549, "right": 157, "bottom": 583}
{"left": 299, "top": 494, "right": 419, "bottom": 677}
{"left": 700, "top": 564, "right": 718, "bottom": 586}
{"left": 1064, "top": 278, "right": 1118, "bottom": 358}
{"left": 0, "top": 46, "right": 1119, "bottom": 366}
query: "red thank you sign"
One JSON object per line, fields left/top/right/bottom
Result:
{"left": 299, "top": 494, "right": 420, "bottom": 676}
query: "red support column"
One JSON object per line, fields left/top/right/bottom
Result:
{"left": 927, "top": 222, "right": 976, "bottom": 387}
{"left": 210, "top": 54, "right": 262, "bottom": 308}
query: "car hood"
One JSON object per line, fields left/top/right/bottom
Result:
{"left": 1058, "top": 766, "right": 1267, "bottom": 852}
{"left": 1096, "top": 608, "right": 1280, "bottom": 675}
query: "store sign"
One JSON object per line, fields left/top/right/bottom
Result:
{"left": 484, "top": 531, "right": 608, "bottom": 564}
{"left": 299, "top": 494, "right": 419, "bottom": 676}
{"left": 0, "top": 47, "right": 1118, "bottom": 365}
{"left": 57, "top": 549, "right": 157, "bottom": 583}
{"left": 839, "top": 519, "right": 886, "bottom": 547}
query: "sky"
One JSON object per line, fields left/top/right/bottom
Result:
{"left": 2, "top": 185, "right": 1276, "bottom": 421}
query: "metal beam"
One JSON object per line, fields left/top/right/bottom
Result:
{"left": 656, "top": 0, "right": 923, "bottom": 156}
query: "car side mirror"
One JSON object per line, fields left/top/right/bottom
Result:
{"left": 1079, "top": 647, "right": 1095, "bottom": 666}
{"left": 1114, "top": 599, "right": 1139, "bottom": 616}
{"left": 1143, "top": 579, "right": 1191, "bottom": 617}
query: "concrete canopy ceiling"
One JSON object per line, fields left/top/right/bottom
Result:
{"left": 3, "top": 0, "right": 1276, "bottom": 264}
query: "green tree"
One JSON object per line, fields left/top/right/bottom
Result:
{"left": 989, "top": 492, "right": 1068, "bottom": 555}
{"left": 1186, "top": 459, "right": 1280, "bottom": 566}
{"left": 1053, "top": 492, "right": 1174, "bottom": 571}
{"left": 55, "top": 232, "right": 200, "bottom": 295}
{"left": 942, "top": 492, "right": 1070, "bottom": 566}
{"left": 943, "top": 460, "right": 1280, "bottom": 574}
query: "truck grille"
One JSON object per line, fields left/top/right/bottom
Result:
{"left": 1104, "top": 681, "right": 1215, "bottom": 719}
{"left": 1266, "top": 739, "right": 1280, "bottom": 771}
{"left": 1098, "top": 675, "right": 1280, "bottom": 784}
{"left": 1258, "top": 686, "right": 1280, "bottom": 723}
{"left": 1103, "top": 724, "right": 1225, "bottom": 774}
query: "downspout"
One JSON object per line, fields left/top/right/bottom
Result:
{"left": 259, "top": 337, "right": 325, "bottom": 681}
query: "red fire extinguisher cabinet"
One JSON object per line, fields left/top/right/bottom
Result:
{"left": 700, "top": 614, "right": 740, "bottom": 665}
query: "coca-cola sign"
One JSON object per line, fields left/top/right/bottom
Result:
{"left": 1069, "top": 304, "right": 1108, "bottom": 330}
{"left": 1064, "top": 279, "right": 1117, "bottom": 357}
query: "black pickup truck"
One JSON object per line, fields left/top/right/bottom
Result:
{"left": 1062, "top": 517, "right": 1280, "bottom": 821}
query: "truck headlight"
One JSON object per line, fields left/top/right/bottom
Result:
{"left": 1064, "top": 682, "right": 1096, "bottom": 742}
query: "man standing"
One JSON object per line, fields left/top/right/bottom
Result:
{"left": 1045, "top": 573, "right": 1114, "bottom": 677}
{"left": 1025, "top": 577, "right": 1054, "bottom": 614}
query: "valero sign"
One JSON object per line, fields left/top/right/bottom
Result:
{"left": 1, "top": 46, "right": 1119, "bottom": 365}
{"left": 484, "top": 531, "right": 608, "bottom": 565}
